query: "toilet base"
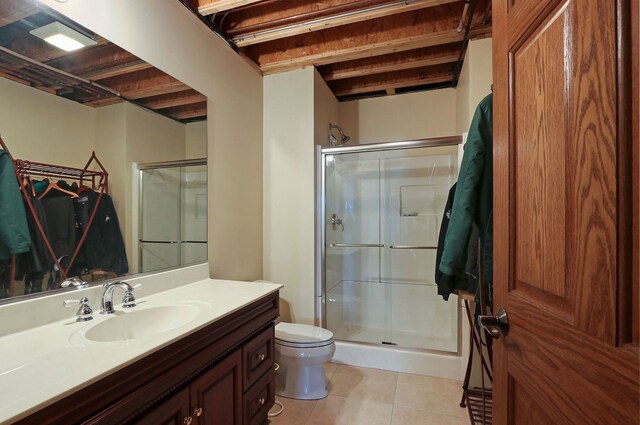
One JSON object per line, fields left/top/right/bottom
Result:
{"left": 276, "top": 364, "right": 329, "bottom": 400}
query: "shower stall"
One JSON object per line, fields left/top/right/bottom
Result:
{"left": 138, "top": 159, "right": 207, "bottom": 274}
{"left": 317, "top": 137, "right": 464, "bottom": 373}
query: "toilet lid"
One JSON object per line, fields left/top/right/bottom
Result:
{"left": 275, "top": 322, "right": 334, "bottom": 345}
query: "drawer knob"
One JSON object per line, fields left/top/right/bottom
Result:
{"left": 183, "top": 417, "right": 193, "bottom": 425}
{"left": 258, "top": 397, "right": 266, "bottom": 406}
{"left": 193, "top": 407, "right": 203, "bottom": 417}
{"left": 256, "top": 353, "right": 266, "bottom": 361}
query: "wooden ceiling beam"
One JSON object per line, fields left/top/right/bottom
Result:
{"left": 318, "top": 43, "right": 460, "bottom": 81}
{"left": 84, "top": 96, "right": 125, "bottom": 108}
{"left": 98, "top": 68, "right": 190, "bottom": 99}
{"left": 81, "top": 60, "right": 152, "bottom": 81}
{"left": 244, "top": 4, "right": 465, "bottom": 74}
{"left": 139, "top": 90, "right": 207, "bottom": 110}
{"left": 328, "top": 63, "right": 453, "bottom": 96}
{"left": 163, "top": 102, "right": 208, "bottom": 120}
{"left": 0, "top": 1, "right": 40, "bottom": 28}
{"left": 232, "top": 0, "right": 458, "bottom": 47}
{"left": 45, "top": 44, "right": 152, "bottom": 81}
{"left": 198, "top": 0, "right": 263, "bottom": 15}
{"left": 259, "top": 29, "right": 463, "bottom": 75}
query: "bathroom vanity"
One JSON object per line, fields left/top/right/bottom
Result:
{"left": 0, "top": 275, "right": 282, "bottom": 425}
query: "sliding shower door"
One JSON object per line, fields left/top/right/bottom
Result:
{"left": 139, "top": 160, "right": 207, "bottom": 273}
{"left": 323, "top": 142, "right": 459, "bottom": 353}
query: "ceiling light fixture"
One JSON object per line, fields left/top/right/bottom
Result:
{"left": 29, "top": 22, "right": 96, "bottom": 52}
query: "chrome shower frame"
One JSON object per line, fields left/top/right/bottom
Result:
{"left": 314, "top": 136, "right": 462, "bottom": 327}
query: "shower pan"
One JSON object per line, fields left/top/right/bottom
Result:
{"left": 317, "top": 137, "right": 461, "bottom": 354}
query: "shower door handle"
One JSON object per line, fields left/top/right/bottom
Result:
{"left": 328, "top": 243, "right": 384, "bottom": 248}
{"left": 389, "top": 245, "right": 437, "bottom": 250}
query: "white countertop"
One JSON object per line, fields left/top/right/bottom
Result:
{"left": 0, "top": 278, "right": 282, "bottom": 424}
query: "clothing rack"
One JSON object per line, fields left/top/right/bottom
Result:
{"left": 0, "top": 134, "right": 109, "bottom": 296}
{"left": 460, "top": 240, "right": 493, "bottom": 425}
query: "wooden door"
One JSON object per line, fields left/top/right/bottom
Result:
{"left": 492, "top": 0, "right": 639, "bottom": 424}
{"left": 190, "top": 349, "right": 243, "bottom": 425}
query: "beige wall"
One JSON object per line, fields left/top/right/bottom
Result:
{"left": 314, "top": 69, "right": 340, "bottom": 148}
{"left": 0, "top": 77, "right": 95, "bottom": 167}
{"left": 263, "top": 68, "right": 316, "bottom": 324}
{"left": 186, "top": 121, "right": 208, "bottom": 159}
{"left": 339, "top": 88, "right": 458, "bottom": 144}
{"left": 94, "top": 103, "right": 127, "bottom": 264}
{"left": 456, "top": 38, "right": 493, "bottom": 134}
{"left": 44, "top": 0, "right": 264, "bottom": 281}
{"left": 124, "top": 103, "right": 187, "bottom": 272}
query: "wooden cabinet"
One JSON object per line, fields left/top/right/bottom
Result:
{"left": 15, "top": 292, "right": 279, "bottom": 425}
{"left": 190, "top": 350, "right": 242, "bottom": 425}
{"left": 135, "top": 389, "right": 191, "bottom": 425}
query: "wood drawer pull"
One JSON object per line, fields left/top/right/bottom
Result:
{"left": 183, "top": 417, "right": 193, "bottom": 425}
{"left": 193, "top": 407, "right": 203, "bottom": 417}
{"left": 258, "top": 397, "right": 266, "bottom": 406}
{"left": 256, "top": 353, "right": 266, "bottom": 361}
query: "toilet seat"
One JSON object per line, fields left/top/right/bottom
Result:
{"left": 275, "top": 323, "right": 334, "bottom": 348}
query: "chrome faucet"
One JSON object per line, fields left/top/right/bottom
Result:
{"left": 101, "top": 281, "right": 137, "bottom": 314}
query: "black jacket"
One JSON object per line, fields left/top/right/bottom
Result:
{"left": 75, "top": 190, "right": 128, "bottom": 275}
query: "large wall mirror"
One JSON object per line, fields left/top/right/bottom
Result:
{"left": 0, "top": 0, "right": 208, "bottom": 302}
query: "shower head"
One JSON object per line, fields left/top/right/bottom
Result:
{"left": 329, "top": 123, "right": 350, "bottom": 147}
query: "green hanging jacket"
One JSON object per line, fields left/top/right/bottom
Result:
{"left": 439, "top": 93, "right": 493, "bottom": 294}
{"left": 0, "top": 149, "right": 31, "bottom": 260}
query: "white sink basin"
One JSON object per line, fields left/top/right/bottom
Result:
{"left": 84, "top": 305, "right": 201, "bottom": 342}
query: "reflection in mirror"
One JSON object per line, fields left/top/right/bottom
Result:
{"left": 0, "top": 0, "right": 208, "bottom": 301}
{"left": 139, "top": 161, "right": 208, "bottom": 274}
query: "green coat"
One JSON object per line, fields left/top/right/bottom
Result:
{"left": 439, "top": 93, "right": 493, "bottom": 297}
{"left": 0, "top": 149, "right": 31, "bottom": 260}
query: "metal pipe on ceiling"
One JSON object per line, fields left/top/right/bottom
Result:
{"left": 451, "top": 0, "right": 478, "bottom": 87}
{"left": 231, "top": 0, "right": 432, "bottom": 43}
{"left": 0, "top": 46, "right": 120, "bottom": 96}
{"left": 226, "top": 0, "right": 386, "bottom": 37}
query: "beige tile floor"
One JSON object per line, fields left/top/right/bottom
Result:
{"left": 268, "top": 363, "right": 470, "bottom": 425}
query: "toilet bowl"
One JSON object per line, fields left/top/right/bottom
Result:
{"left": 275, "top": 322, "right": 336, "bottom": 400}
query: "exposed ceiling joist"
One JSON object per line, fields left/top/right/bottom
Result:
{"left": 162, "top": 101, "right": 208, "bottom": 120}
{"left": 81, "top": 60, "right": 152, "bottom": 81}
{"left": 98, "top": 68, "right": 190, "bottom": 99}
{"left": 319, "top": 43, "right": 460, "bottom": 81}
{"left": 232, "top": 0, "right": 458, "bottom": 47}
{"left": 0, "top": 1, "right": 40, "bottom": 28}
{"left": 84, "top": 97, "right": 125, "bottom": 108}
{"left": 198, "top": 0, "right": 262, "bottom": 15}
{"left": 244, "top": 4, "right": 466, "bottom": 74}
{"left": 139, "top": 90, "right": 207, "bottom": 109}
{"left": 329, "top": 63, "right": 453, "bottom": 96}
{"left": 259, "top": 29, "right": 463, "bottom": 75}
{"left": 46, "top": 44, "right": 153, "bottom": 80}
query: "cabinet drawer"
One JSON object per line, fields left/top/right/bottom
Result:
{"left": 242, "top": 369, "right": 275, "bottom": 425}
{"left": 242, "top": 325, "right": 274, "bottom": 390}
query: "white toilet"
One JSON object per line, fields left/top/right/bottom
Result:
{"left": 275, "top": 322, "right": 336, "bottom": 400}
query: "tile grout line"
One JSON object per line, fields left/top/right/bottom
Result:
{"left": 389, "top": 373, "right": 401, "bottom": 425}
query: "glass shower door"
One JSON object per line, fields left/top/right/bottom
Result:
{"left": 325, "top": 152, "right": 383, "bottom": 344}
{"left": 139, "top": 162, "right": 207, "bottom": 273}
{"left": 324, "top": 144, "right": 459, "bottom": 353}
{"left": 380, "top": 146, "right": 459, "bottom": 352}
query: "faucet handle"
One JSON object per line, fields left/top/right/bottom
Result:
{"left": 122, "top": 284, "right": 141, "bottom": 309}
{"left": 64, "top": 297, "right": 93, "bottom": 322}
{"left": 61, "top": 277, "right": 88, "bottom": 288}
